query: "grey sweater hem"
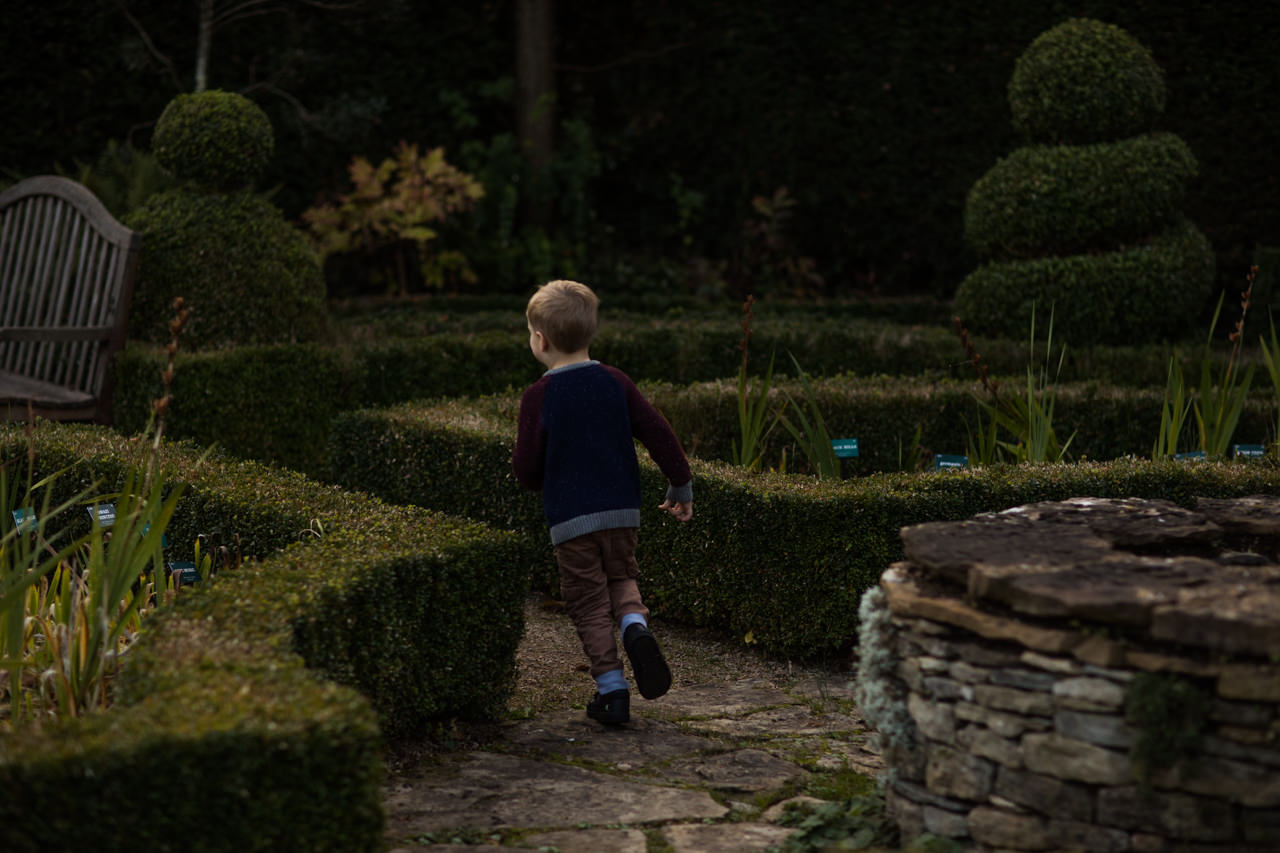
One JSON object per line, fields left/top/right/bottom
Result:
{"left": 550, "top": 509, "right": 642, "bottom": 545}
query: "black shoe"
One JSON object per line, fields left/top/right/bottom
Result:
{"left": 623, "top": 623, "right": 672, "bottom": 700}
{"left": 586, "top": 688, "right": 630, "bottom": 725}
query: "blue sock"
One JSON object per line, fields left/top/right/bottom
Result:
{"left": 620, "top": 612, "right": 647, "bottom": 633}
{"left": 596, "top": 668, "right": 628, "bottom": 694}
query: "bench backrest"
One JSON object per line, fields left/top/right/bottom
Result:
{"left": 0, "top": 176, "right": 140, "bottom": 421}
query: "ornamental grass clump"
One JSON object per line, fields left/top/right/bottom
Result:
{"left": 730, "top": 294, "right": 784, "bottom": 471}
{"left": 1193, "top": 268, "right": 1256, "bottom": 458}
{"left": 954, "top": 305, "right": 1074, "bottom": 465}
{"left": 0, "top": 300, "right": 189, "bottom": 729}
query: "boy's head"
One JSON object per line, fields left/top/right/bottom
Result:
{"left": 526, "top": 279, "right": 599, "bottom": 353}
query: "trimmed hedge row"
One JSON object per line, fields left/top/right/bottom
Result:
{"left": 328, "top": 396, "right": 1280, "bottom": 659}
{"left": 114, "top": 312, "right": 1255, "bottom": 475}
{"left": 0, "top": 422, "right": 526, "bottom": 852}
{"left": 645, "top": 375, "right": 1277, "bottom": 476}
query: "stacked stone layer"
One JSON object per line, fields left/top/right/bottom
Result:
{"left": 872, "top": 497, "right": 1280, "bottom": 852}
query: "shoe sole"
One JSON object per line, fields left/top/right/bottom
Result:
{"left": 587, "top": 709, "right": 629, "bottom": 725}
{"left": 627, "top": 631, "right": 672, "bottom": 700}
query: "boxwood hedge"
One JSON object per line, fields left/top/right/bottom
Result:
{"left": 644, "top": 375, "right": 1276, "bottom": 476}
{"left": 329, "top": 396, "right": 1280, "bottom": 659}
{"left": 964, "top": 133, "right": 1196, "bottom": 261}
{"left": 115, "top": 310, "right": 1254, "bottom": 476}
{"left": 0, "top": 422, "right": 525, "bottom": 852}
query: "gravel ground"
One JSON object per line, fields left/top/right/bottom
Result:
{"left": 385, "top": 593, "right": 853, "bottom": 772}
{"left": 508, "top": 593, "right": 852, "bottom": 717}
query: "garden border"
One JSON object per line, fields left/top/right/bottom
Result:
{"left": 330, "top": 397, "right": 1280, "bottom": 659}
{"left": 0, "top": 422, "right": 526, "bottom": 852}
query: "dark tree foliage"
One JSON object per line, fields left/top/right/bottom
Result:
{"left": 3, "top": 0, "right": 1278, "bottom": 297}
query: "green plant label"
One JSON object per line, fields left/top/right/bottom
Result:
{"left": 831, "top": 438, "right": 860, "bottom": 458}
{"left": 168, "top": 560, "right": 202, "bottom": 586}
{"left": 1233, "top": 444, "right": 1266, "bottom": 459}
{"left": 11, "top": 507, "right": 35, "bottom": 533}
{"left": 1175, "top": 451, "right": 1207, "bottom": 462}
{"left": 143, "top": 522, "right": 170, "bottom": 548}
{"left": 89, "top": 503, "right": 116, "bottom": 527}
{"left": 933, "top": 454, "right": 968, "bottom": 470}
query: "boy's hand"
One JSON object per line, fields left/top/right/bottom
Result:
{"left": 658, "top": 499, "right": 693, "bottom": 522}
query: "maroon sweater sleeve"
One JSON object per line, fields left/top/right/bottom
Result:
{"left": 604, "top": 366, "right": 692, "bottom": 489}
{"left": 512, "top": 378, "right": 548, "bottom": 490}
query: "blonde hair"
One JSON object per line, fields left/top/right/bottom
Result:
{"left": 526, "top": 279, "right": 599, "bottom": 352}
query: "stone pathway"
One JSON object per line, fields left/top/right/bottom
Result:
{"left": 383, "top": 678, "right": 883, "bottom": 852}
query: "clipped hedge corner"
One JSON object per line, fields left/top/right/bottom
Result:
{"left": 0, "top": 422, "right": 526, "bottom": 852}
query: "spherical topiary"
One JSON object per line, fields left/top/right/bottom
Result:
{"left": 152, "top": 90, "right": 273, "bottom": 192}
{"left": 126, "top": 189, "right": 327, "bottom": 349}
{"left": 1008, "top": 18, "right": 1165, "bottom": 145}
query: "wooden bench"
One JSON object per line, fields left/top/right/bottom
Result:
{"left": 0, "top": 175, "right": 140, "bottom": 423}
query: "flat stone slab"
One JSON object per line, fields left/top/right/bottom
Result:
{"left": 664, "top": 821, "right": 796, "bottom": 852}
{"left": 789, "top": 675, "right": 859, "bottom": 704}
{"left": 639, "top": 682, "right": 797, "bottom": 719}
{"left": 687, "top": 705, "right": 865, "bottom": 737}
{"left": 896, "top": 497, "right": 1280, "bottom": 659}
{"left": 503, "top": 709, "right": 719, "bottom": 766}
{"left": 382, "top": 752, "right": 727, "bottom": 839}
{"left": 521, "top": 828, "right": 648, "bottom": 852}
{"left": 661, "top": 748, "right": 808, "bottom": 792}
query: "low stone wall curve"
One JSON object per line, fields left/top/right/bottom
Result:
{"left": 858, "top": 496, "right": 1280, "bottom": 852}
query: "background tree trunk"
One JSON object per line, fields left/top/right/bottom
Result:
{"left": 195, "top": 0, "right": 212, "bottom": 91}
{"left": 515, "top": 0, "right": 555, "bottom": 229}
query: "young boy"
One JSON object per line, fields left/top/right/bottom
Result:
{"left": 513, "top": 279, "right": 693, "bottom": 725}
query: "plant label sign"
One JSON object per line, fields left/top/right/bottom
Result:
{"left": 167, "top": 561, "right": 202, "bottom": 586}
{"left": 830, "top": 438, "right": 859, "bottom": 458}
{"left": 933, "top": 454, "right": 969, "bottom": 471}
{"left": 1175, "top": 451, "right": 1207, "bottom": 462}
{"left": 1234, "top": 444, "right": 1266, "bottom": 459}
{"left": 89, "top": 503, "right": 116, "bottom": 527}
{"left": 11, "top": 507, "right": 35, "bottom": 533}
{"left": 143, "top": 522, "right": 170, "bottom": 549}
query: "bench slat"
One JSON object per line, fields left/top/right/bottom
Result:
{"left": 0, "top": 370, "right": 95, "bottom": 407}
{"left": 0, "top": 326, "right": 114, "bottom": 342}
{"left": 0, "top": 176, "right": 140, "bottom": 423}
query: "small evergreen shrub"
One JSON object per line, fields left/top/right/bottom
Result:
{"left": 1008, "top": 17, "right": 1165, "bottom": 145}
{"left": 152, "top": 90, "right": 273, "bottom": 192}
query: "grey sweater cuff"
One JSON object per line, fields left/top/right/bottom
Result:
{"left": 666, "top": 480, "right": 693, "bottom": 505}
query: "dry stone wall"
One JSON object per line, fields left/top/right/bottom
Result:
{"left": 858, "top": 496, "right": 1280, "bottom": 852}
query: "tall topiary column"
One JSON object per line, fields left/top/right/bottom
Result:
{"left": 953, "top": 18, "right": 1214, "bottom": 346}
{"left": 126, "top": 91, "right": 327, "bottom": 349}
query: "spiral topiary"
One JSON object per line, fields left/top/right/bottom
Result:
{"left": 152, "top": 90, "right": 273, "bottom": 193}
{"left": 955, "top": 18, "right": 1212, "bottom": 346}
{"left": 1008, "top": 17, "right": 1166, "bottom": 146}
{"left": 127, "top": 91, "right": 327, "bottom": 349}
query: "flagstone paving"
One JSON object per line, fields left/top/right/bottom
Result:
{"left": 383, "top": 679, "right": 883, "bottom": 852}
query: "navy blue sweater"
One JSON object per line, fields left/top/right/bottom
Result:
{"left": 513, "top": 361, "right": 692, "bottom": 544}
